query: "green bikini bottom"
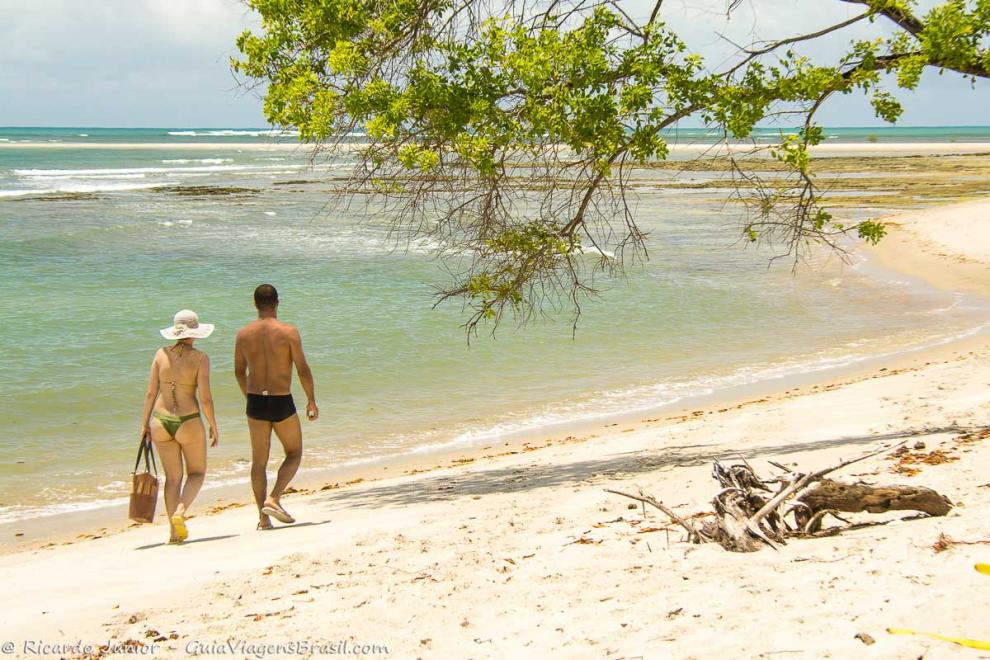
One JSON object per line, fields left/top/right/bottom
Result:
{"left": 153, "top": 411, "right": 200, "bottom": 439}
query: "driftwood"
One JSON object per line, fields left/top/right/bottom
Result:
{"left": 607, "top": 441, "right": 954, "bottom": 552}
{"left": 796, "top": 479, "right": 952, "bottom": 532}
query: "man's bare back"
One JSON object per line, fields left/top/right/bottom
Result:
{"left": 235, "top": 318, "right": 301, "bottom": 396}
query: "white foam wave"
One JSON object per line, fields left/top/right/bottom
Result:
{"left": 27, "top": 173, "right": 147, "bottom": 181}
{"left": 0, "top": 496, "right": 129, "bottom": 526}
{"left": 167, "top": 129, "right": 301, "bottom": 137}
{"left": 578, "top": 246, "right": 616, "bottom": 259}
{"left": 913, "top": 297, "right": 963, "bottom": 316}
{"left": 0, "top": 183, "right": 165, "bottom": 198}
{"left": 15, "top": 164, "right": 293, "bottom": 177}
{"left": 161, "top": 158, "right": 234, "bottom": 165}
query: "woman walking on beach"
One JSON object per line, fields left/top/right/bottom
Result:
{"left": 139, "top": 310, "right": 220, "bottom": 543}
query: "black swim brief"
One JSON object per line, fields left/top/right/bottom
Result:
{"left": 246, "top": 393, "right": 297, "bottom": 423}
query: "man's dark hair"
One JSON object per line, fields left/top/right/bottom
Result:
{"left": 254, "top": 283, "right": 279, "bottom": 309}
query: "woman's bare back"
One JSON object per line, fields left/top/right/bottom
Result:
{"left": 155, "top": 345, "right": 203, "bottom": 415}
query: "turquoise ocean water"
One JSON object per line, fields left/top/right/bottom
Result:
{"left": 1, "top": 126, "right": 988, "bottom": 523}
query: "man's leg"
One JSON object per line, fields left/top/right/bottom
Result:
{"left": 268, "top": 413, "right": 303, "bottom": 504}
{"left": 248, "top": 417, "right": 274, "bottom": 527}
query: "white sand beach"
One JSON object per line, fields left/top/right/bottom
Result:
{"left": 3, "top": 200, "right": 990, "bottom": 658}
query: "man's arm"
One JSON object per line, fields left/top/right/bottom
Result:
{"left": 234, "top": 332, "right": 249, "bottom": 398}
{"left": 288, "top": 327, "right": 318, "bottom": 421}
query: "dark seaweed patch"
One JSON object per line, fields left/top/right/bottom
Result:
{"left": 6, "top": 192, "right": 104, "bottom": 202}
{"left": 155, "top": 185, "right": 260, "bottom": 197}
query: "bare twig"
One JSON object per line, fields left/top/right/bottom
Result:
{"left": 604, "top": 489, "right": 704, "bottom": 543}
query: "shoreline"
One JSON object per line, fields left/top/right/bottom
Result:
{"left": 3, "top": 199, "right": 989, "bottom": 548}
{"left": 4, "top": 322, "right": 987, "bottom": 543}
{"left": 2, "top": 198, "right": 990, "bottom": 655}
{"left": 3, "top": 289, "right": 987, "bottom": 551}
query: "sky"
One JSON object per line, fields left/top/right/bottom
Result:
{"left": 0, "top": 0, "right": 262, "bottom": 127}
{"left": 0, "top": 0, "right": 987, "bottom": 128}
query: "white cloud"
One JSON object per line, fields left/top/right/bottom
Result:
{"left": 0, "top": 0, "right": 985, "bottom": 127}
{"left": 0, "top": 0, "right": 262, "bottom": 126}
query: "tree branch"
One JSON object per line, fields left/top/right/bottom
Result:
{"left": 839, "top": 0, "right": 927, "bottom": 37}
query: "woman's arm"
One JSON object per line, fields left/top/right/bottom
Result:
{"left": 197, "top": 353, "right": 220, "bottom": 447}
{"left": 140, "top": 350, "right": 161, "bottom": 438}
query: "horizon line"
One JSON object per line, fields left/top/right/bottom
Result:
{"left": 3, "top": 124, "right": 990, "bottom": 131}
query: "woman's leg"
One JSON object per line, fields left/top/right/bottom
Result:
{"left": 174, "top": 419, "right": 207, "bottom": 516}
{"left": 150, "top": 421, "right": 184, "bottom": 540}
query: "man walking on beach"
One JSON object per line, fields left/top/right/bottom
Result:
{"left": 235, "top": 284, "right": 319, "bottom": 529}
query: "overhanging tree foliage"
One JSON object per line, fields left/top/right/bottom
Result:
{"left": 233, "top": 0, "right": 990, "bottom": 332}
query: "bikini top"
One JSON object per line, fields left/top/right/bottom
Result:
{"left": 161, "top": 378, "right": 196, "bottom": 387}
{"left": 160, "top": 346, "right": 198, "bottom": 412}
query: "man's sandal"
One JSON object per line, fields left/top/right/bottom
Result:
{"left": 260, "top": 502, "right": 295, "bottom": 524}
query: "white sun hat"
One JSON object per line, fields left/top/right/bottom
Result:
{"left": 160, "top": 309, "right": 215, "bottom": 340}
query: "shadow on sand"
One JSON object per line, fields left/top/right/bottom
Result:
{"left": 134, "top": 520, "right": 334, "bottom": 549}
{"left": 260, "top": 519, "right": 333, "bottom": 532}
{"left": 135, "top": 534, "right": 240, "bottom": 550}
{"left": 308, "top": 425, "right": 969, "bottom": 511}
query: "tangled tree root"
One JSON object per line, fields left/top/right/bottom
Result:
{"left": 607, "top": 442, "right": 953, "bottom": 552}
